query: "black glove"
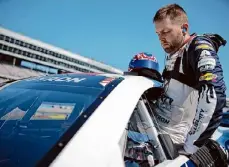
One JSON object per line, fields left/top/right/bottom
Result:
{"left": 189, "top": 139, "right": 228, "bottom": 167}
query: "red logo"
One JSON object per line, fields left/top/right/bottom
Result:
{"left": 133, "top": 53, "right": 157, "bottom": 62}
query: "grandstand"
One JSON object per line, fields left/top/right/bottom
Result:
{"left": 0, "top": 26, "right": 123, "bottom": 82}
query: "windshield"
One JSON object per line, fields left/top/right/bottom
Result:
{"left": 0, "top": 75, "right": 119, "bottom": 167}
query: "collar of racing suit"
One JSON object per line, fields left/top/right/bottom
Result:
{"left": 182, "top": 33, "right": 197, "bottom": 47}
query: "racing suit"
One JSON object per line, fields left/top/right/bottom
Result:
{"left": 154, "top": 33, "right": 227, "bottom": 154}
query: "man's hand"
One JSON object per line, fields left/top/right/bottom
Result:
{"left": 189, "top": 139, "right": 228, "bottom": 167}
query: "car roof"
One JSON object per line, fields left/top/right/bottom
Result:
{"left": 3, "top": 72, "right": 124, "bottom": 90}
{"left": 3, "top": 72, "right": 162, "bottom": 91}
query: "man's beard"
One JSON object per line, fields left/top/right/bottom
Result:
{"left": 163, "top": 44, "right": 177, "bottom": 54}
{"left": 163, "top": 36, "right": 183, "bottom": 54}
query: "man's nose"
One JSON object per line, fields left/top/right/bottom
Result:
{"left": 159, "top": 37, "right": 166, "bottom": 43}
{"left": 158, "top": 34, "right": 164, "bottom": 41}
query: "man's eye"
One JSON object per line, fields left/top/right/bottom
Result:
{"left": 163, "top": 31, "right": 170, "bottom": 34}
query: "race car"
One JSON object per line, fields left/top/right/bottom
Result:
{"left": 0, "top": 71, "right": 228, "bottom": 167}
{"left": 213, "top": 110, "right": 229, "bottom": 153}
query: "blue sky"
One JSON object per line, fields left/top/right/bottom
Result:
{"left": 0, "top": 0, "right": 229, "bottom": 94}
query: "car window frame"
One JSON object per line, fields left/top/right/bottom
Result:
{"left": 119, "top": 89, "right": 168, "bottom": 165}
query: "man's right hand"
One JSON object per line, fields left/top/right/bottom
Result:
{"left": 188, "top": 139, "right": 228, "bottom": 167}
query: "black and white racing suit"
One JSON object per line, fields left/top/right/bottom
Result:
{"left": 154, "top": 34, "right": 227, "bottom": 154}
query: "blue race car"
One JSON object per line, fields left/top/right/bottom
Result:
{"left": 0, "top": 72, "right": 227, "bottom": 167}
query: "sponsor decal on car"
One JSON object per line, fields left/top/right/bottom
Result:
{"left": 99, "top": 77, "right": 115, "bottom": 87}
{"left": 25, "top": 76, "right": 86, "bottom": 83}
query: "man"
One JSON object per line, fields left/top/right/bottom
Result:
{"left": 152, "top": 4, "right": 227, "bottom": 154}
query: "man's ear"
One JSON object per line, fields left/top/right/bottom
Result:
{"left": 182, "top": 23, "right": 189, "bottom": 32}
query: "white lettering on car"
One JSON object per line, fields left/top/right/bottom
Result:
{"left": 25, "top": 77, "right": 86, "bottom": 83}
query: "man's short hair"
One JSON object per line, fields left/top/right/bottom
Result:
{"left": 153, "top": 4, "right": 188, "bottom": 24}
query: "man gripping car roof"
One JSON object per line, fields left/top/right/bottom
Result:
{"left": 152, "top": 3, "right": 228, "bottom": 158}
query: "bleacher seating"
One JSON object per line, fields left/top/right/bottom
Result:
{"left": 0, "top": 63, "right": 45, "bottom": 81}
